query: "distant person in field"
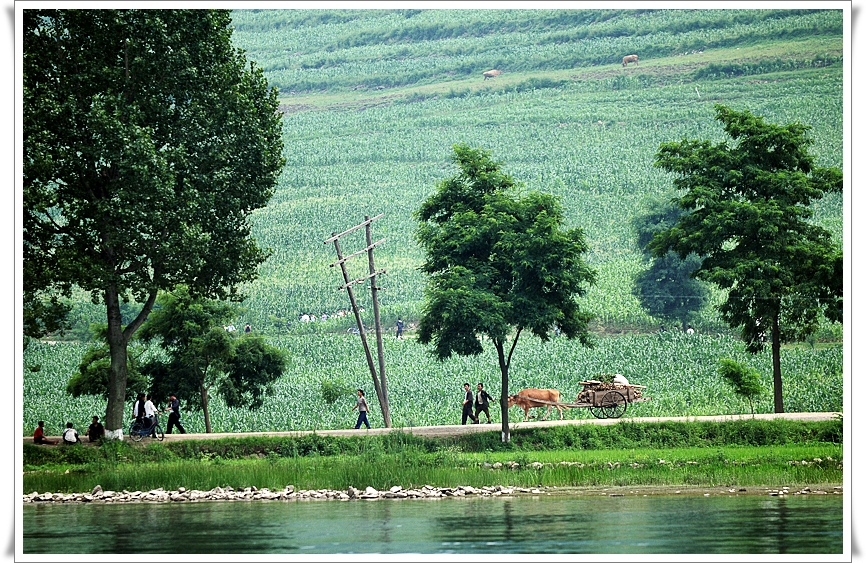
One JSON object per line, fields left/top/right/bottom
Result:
{"left": 474, "top": 383, "right": 494, "bottom": 424}
{"left": 33, "top": 421, "right": 57, "bottom": 445}
{"left": 686, "top": 324, "right": 695, "bottom": 335}
{"left": 462, "top": 383, "right": 479, "bottom": 425}
{"left": 396, "top": 317, "right": 404, "bottom": 339}
{"left": 85, "top": 416, "right": 104, "bottom": 442}
{"left": 352, "top": 389, "right": 371, "bottom": 429}
{"left": 62, "top": 422, "right": 80, "bottom": 445}
{"left": 244, "top": 323, "right": 252, "bottom": 333}
{"left": 165, "top": 394, "right": 187, "bottom": 434}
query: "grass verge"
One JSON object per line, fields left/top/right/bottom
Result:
{"left": 22, "top": 419, "right": 842, "bottom": 494}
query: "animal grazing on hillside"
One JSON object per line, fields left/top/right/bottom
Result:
{"left": 507, "top": 388, "right": 567, "bottom": 421}
{"left": 482, "top": 69, "right": 503, "bottom": 80}
{"left": 622, "top": 54, "right": 639, "bottom": 67}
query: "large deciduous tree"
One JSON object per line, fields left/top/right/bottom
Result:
{"left": 138, "top": 286, "right": 286, "bottom": 433}
{"left": 650, "top": 105, "right": 842, "bottom": 413}
{"left": 23, "top": 10, "right": 285, "bottom": 438}
{"left": 632, "top": 196, "right": 710, "bottom": 330}
{"left": 415, "top": 144, "right": 596, "bottom": 442}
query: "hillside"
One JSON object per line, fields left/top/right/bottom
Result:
{"left": 63, "top": 8, "right": 844, "bottom": 338}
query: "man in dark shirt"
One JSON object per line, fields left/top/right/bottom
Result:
{"left": 165, "top": 394, "right": 187, "bottom": 434}
{"left": 85, "top": 416, "right": 105, "bottom": 442}
{"left": 461, "top": 383, "right": 478, "bottom": 425}
{"left": 474, "top": 383, "right": 494, "bottom": 424}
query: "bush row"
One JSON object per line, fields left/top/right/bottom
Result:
{"left": 23, "top": 418, "right": 841, "bottom": 468}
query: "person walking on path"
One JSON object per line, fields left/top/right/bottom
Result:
{"left": 132, "top": 393, "right": 146, "bottom": 424}
{"left": 462, "top": 383, "right": 479, "bottom": 425}
{"left": 164, "top": 394, "right": 187, "bottom": 434}
{"left": 352, "top": 389, "right": 371, "bottom": 429}
{"left": 32, "top": 421, "right": 57, "bottom": 445}
{"left": 144, "top": 394, "right": 159, "bottom": 438}
{"left": 395, "top": 317, "right": 404, "bottom": 339}
{"left": 85, "top": 416, "right": 104, "bottom": 442}
{"left": 62, "top": 422, "right": 80, "bottom": 445}
{"left": 474, "top": 383, "right": 494, "bottom": 424}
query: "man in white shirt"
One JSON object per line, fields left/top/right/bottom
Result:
{"left": 62, "top": 422, "right": 80, "bottom": 445}
{"left": 144, "top": 394, "right": 158, "bottom": 437}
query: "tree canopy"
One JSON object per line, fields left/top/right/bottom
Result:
{"left": 632, "top": 196, "right": 710, "bottom": 330}
{"left": 415, "top": 143, "right": 596, "bottom": 442}
{"left": 650, "top": 104, "right": 842, "bottom": 412}
{"left": 138, "top": 286, "right": 287, "bottom": 433}
{"left": 23, "top": 9, "right": 285, "bottom": 436}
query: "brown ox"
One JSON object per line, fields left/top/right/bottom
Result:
{"left": 622, "top": 54, "right": 639, "bottom": 67}
{"left": 507, "top": 388, "right": 567, "bottom": 421}
{"left": 483, "top": 69, "right": 503, "bottom": 80}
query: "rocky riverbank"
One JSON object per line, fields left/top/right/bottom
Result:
{"left": 23, "top": 483, "right": 531, "bottom": 504}
{"left": 23, "top": 483, "right": 841, "bottom": 504}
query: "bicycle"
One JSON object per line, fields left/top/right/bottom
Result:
{"left": 128, "top": 414, "right": 165, "bottom": 442}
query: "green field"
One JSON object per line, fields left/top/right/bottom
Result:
{"left": 28, "top": 9, "right": 845, "bottom": 435}
{"left": 24, "top": 333, "right": 842, "bottom": 435}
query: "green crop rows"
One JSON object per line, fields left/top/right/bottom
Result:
{"left": 27, "top": 9, "right": 845, "bottom": 434}
{"left": 24, "top": 335, "right": 842, "bottom": 435}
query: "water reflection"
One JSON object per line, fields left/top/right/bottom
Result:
{"left": 23, "top": 493, "right": 842, "bottom": 555}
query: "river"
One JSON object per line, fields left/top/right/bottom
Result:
{"left": 23, "top": 493, "right": 842, "bottom": 555}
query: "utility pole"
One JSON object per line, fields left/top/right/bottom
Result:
{"left": 324, "top": 214, "right": 391, "bottom": 427}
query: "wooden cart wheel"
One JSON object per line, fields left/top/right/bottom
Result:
{"left": 600, "top": 390, "right": 627, "bottom": 419}
{"left": 589, "top": 406, "right": 606, "bottom": 419}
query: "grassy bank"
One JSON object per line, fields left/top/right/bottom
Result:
{"left": 23, "top": 419, "right": 842, "bottom": 494}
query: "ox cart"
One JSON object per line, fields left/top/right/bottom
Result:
{"left": 512, "top": 381, "right": 651, "bottom": 420}
{"left": 573, "top": 380, "right": 651, "bottom": 419}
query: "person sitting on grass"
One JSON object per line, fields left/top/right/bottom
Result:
{"left": 32, "top": 421, "right": 57, "bottom": 445}
{"left": 85, "top": 416, "right": 105, "bottom": 442}
{"left": 62, "top": 422, "right": 81, "bottom": 445}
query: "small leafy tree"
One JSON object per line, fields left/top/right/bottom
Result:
{"left": 138, "top": 286, "right": 286, "bottom": 432}
{"left": 415, "top": 144, "right": 596, "bottom": 442}
{"left": 718, "top": 358, "right": 764, "bottom": 415}
{"left": 65, "top": 324, "right": 148, "bottom": 401}
{"left": 650, "top": 105, "right": 842, "bottom": 412}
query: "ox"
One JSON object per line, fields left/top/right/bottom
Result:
{"left": 507, "top": 388, "right": 567, "bottom": 421}
{"left": 483, "top": 69, "right": 503, "bottom": 80}
{"left": 622, "top": 54, "right": 639, "bottom": 67}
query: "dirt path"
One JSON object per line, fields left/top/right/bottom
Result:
{"left": 25, "top": 412, "right": 839, "bottom": 445}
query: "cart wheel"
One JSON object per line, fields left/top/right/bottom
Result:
{"left": 600, "top": 390, "right": 627, "bottom": 419}
{"left": 589, "top": 406, "right": 606, "bottom": 420}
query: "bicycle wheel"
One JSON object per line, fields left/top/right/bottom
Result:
{"left": 155, "top": 424, "right": 165, "bottom": 441}
{"left": 129, "top": 422, "right": 143, "bottom": 442}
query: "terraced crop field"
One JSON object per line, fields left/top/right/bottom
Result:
{"left": 29, "top": 9, "right": 845, "bottom": 434}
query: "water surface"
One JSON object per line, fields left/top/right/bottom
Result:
{"left": 23, "top": 493, "right": 842, "bottom": 554}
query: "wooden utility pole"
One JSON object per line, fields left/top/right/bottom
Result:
{"left": 324, "top": 214, "right": 391, "bottom": 427}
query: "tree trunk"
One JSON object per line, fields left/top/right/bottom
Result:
{"left": 104, "top": 284, "right": 128, "bottom": 439}
{"left": 201, "top": 383, "right": 212, "bottom": 433}
{"left": 495, "top": 341, "right": 510, "bottom": 443}
{"left": 772, "top": 313, "right": 784, "bottom": 413}
{"left": 103, "top": 283, "right": 158, "bottom": 440}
